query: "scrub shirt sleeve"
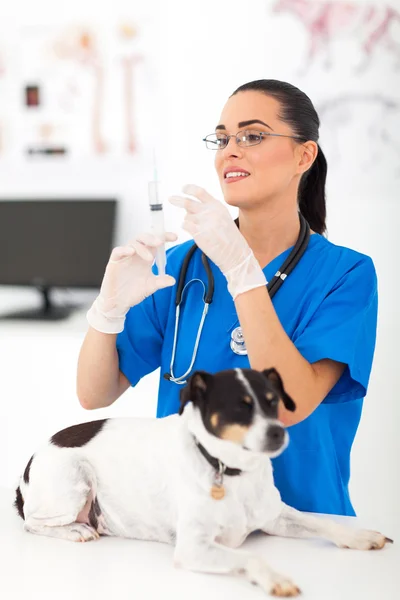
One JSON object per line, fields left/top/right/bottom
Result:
{"left": 293, "top": 256, "right": 378, "bottom": 403}
{"left": 116, "top": 292, "right": 165, "bottom": 387}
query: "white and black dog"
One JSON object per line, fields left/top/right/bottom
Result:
{"left": 14, "top": 368, "right": 392, "bottom": 597}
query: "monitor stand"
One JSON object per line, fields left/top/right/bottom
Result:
{"left": 0, "top": 286, "right": 75, "bottom": 321}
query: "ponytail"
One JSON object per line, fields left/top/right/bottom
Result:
{"left": 232, "top": 80, "right": 327, "bottom": 233}
{"left": 298, "top": 144, "right": 327, "bottom": 235}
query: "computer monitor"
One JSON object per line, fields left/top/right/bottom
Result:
{"left": 0, "top": 198, "right": 117, "bottom": 320}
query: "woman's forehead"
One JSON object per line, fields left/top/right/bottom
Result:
{"left": 217, "top": 91, "right": 282, "bottom": 129}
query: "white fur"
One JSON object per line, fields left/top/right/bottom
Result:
{"left": 235, "top": 368, "right": 258, "bottom": 403}
{"left": 18, "top": 389, "right": 392, "bottom": 596}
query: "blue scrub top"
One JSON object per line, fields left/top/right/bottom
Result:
{"left": 116, "top": 233, "right": 378, "bottom": 516}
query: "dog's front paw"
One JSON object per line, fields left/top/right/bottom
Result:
{"left": 246, "top": 558, "right": 301, "bottom": 597}
{"left": 270, "top": 578, "right": 302, "bottom": 597}
{"left": 64, "top": 523, "right": 100, "bottom": 543}
{"left": 336, "top": 529, "right": 393, "bottom": 551}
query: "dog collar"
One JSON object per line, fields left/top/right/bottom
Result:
{"left": 194, "top": 439, "right": 242, "bottom": 501}
{"left": 194, "top": 440, "right": 242, "bottom": 476}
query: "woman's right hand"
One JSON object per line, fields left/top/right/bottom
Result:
{"left": 87, "top": 231, "right": 178, "bottom": 334}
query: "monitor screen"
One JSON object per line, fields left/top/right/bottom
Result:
{"left": 0, "top": 199, "right": 117, "bottom": 288}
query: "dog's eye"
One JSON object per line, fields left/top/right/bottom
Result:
{"left": 266, "top": 392, "right": 278, "bottom": 407}
{"left": 241, "top": 396, "right": 253, "bottom": 409}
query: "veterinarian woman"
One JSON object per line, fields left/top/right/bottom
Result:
{"left": 77, "top": 80, "right": 378, "bottom": 518}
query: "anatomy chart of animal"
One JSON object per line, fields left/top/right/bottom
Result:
{"left": 271, "top": 0, "right": 400, "bottom": 73}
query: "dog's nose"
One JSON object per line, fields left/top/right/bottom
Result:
{"left": 266, "top": 425, "right": 285, "bottom": 451}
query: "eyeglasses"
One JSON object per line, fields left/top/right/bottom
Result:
{"left": 203, "top": 129, "right": 305, "bottom": 150}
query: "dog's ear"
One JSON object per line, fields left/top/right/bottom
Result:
{"left": 262, "top": 368, "right": 296, "bottom": 412}
{"left": 178, "top": 370, "right": 213, "bottom": 416}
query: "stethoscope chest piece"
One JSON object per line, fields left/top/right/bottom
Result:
{"left": 230, "top": 326, "right": 247, "bottom": 356}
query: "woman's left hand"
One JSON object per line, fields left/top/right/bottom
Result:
{"left": 169, "top": 184, "right": 267, "bottom": 299}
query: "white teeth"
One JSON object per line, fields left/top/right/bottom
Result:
{"left": 226, "top": 172, "right": 249, "bottom": 179}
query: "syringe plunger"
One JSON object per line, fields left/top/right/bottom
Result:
{"left": 148, "top": 181, "right": 162, "bottom": 209}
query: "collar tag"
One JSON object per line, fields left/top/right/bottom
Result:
{"left": 211, "top": 460, "right": 226, "bottom": 500}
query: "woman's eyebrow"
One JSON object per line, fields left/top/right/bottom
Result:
{"left": 215, "top": 119, "right": 274, "bottom": 131}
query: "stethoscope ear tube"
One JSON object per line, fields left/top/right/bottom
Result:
{"left": 175, "top": 242, "right": 198, "bottom": 306}
{"left": 267, "top": 213, "right": 310, "bottom": 299}
{"left": 201, "top": 252, "right": 214, "bottom": 303}
{"left": 175, "top": 242, "right": 214, "bottom": 306}
{"left": 165, "top": 301, "right": 210, "bottom": 385}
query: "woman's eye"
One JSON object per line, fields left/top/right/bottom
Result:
{"left": 242, "top": 132, "right": 263, "bottom": 145}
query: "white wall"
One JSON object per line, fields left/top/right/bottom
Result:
{"left": 1, "top": 0, "right": 399, "bottom": 519}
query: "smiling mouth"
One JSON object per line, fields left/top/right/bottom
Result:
{"left": 224, "top": 173, "right": 250, "bottom": 184}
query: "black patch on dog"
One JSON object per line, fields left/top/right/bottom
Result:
{"left": 179, "top": 368, "right": 296, "bottom": 437}
{"left": 179, "top": 371, "right": 212, "bottom": 416}
{"left": 88, "top": 497, "right": 102, "bottom": 530}
{"left": 262, "top": 368, "right": 296, "bottom": 412}
{"left": 14, "top": 486, "right": 25, "bottom": 520}
{"left": 51, "top": 419, "right": 108, "bottom": 448}
{"left": 94, "top": 496, "right": 102, "bottom": 516}
{"left": 23, "top": 454, "right": 34, "bottom": 484}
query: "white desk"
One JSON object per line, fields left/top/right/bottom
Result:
{"left": 0, "top": 487, "right": 397, "bottom": 600}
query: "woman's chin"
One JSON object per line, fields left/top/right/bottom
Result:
{"left": 223, "top": 190, "right": 258, "bottom": 209}
{"left": 222, "top": 183, "right": 248, "bottom": 202}
{"left": 222, "top": 185, "right": 275, "bottom": 210}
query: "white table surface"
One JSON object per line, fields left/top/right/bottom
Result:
{"left": 0, "top": 487, "right": 397, "bottom": 600}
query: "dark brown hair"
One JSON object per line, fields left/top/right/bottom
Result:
{"left": 232, "top": 80, "right": 327, "bottom": 235}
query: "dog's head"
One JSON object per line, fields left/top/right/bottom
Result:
{"left": 179, "top": 367, "right": 296, "bottom": 457}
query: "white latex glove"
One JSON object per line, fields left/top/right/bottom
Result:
{"left": 169, "top": 184, "right": 267, "bottom": 299}
{"left": 86, "top": 231, "right": 177, "bottom": 334}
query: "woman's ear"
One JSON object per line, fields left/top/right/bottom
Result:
{"left": 297, "top": 140, "right": 318, "bottom": 175}
{"left": 178, "top": 371, "right": 213, "bottom": 415}
{"left": 262, "top": 368, "right": 296, "bottom": 412}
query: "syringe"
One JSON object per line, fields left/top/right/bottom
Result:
{"left": 148, "top": 156, "right": 166, "bottom": 276}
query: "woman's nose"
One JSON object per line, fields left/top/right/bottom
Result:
{"left": 220, "top": 136, "right": 243, "bottom": 158}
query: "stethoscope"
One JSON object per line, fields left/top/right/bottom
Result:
{"left": 163, "top": 213, "right": 310, "bottom": 385}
